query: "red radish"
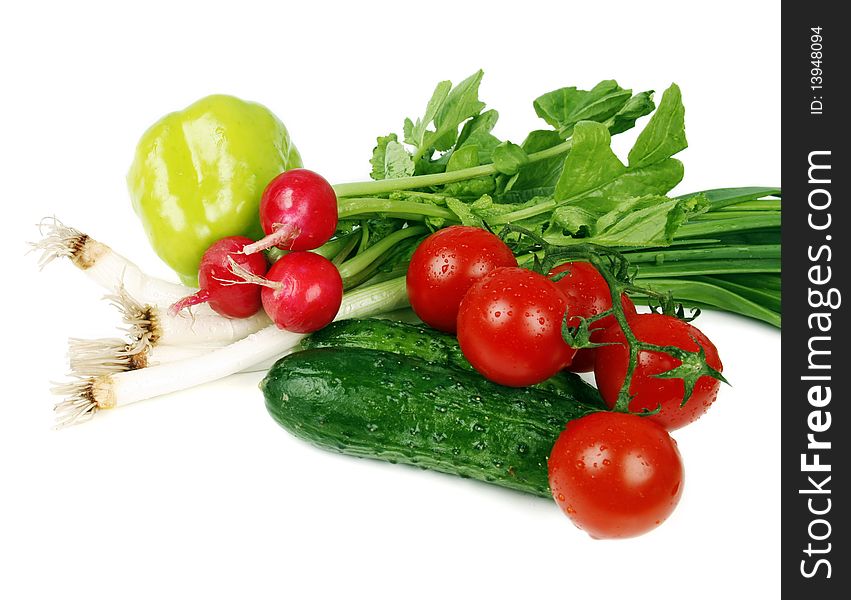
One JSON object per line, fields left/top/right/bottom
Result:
{"left": 229, "top": 252, "right": 343, "bottom": 333}
{"left": 242, "top": 169, "right": 339, "bottom": 256}
{"left": 170, "top": 236, "right": 268, "bottom": 319}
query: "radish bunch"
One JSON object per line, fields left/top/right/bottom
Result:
{"left": 171, "top": 169, "right": 343, "bottom": 333}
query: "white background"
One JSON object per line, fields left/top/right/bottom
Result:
{"left": 1, "top": 1, "right": 780, "bottom": 598}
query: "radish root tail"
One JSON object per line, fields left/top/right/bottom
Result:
{"left": 222, "top": 256, "right": 280, "bottom": 290}
{"left": 241, "top": 223, "right": 300, "bottom": 256}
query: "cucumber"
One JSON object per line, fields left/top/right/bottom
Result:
{"left": 301, "top": 318, "right": 606, "bottom": 410}
{"left": 261, "top": 348, "right": 598, "bottom": 497}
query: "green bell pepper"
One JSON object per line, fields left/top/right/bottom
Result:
{"left": 127, "top": 94, "right": 302, "bottom": 285}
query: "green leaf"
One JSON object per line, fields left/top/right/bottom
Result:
{"left": 369, "top": 134, "right": 415, "bottom": 180}
{"left": 628, "top": 84, "right": 687, "bottom": 168}
{"left": 533, "top": 80, "right": 633, "bottom": 138}
{"left": 590, "top": 195, "right": 708, "bottom": 246}
{"left": 441, "top": 143, "right": 494, "bottom": 197}
{"left": 540, "top": 87, "right": 692, "bottom": 247}
{"left": 445, "top": 197, "right": 484, "bottom": 227}
{"left": 498, "top": 130, "right": 564, "bottom": 199}
{"left": 554, "top": 122, "right": 626, "bottom": 199}
{"left": 544, "top": 195, "right": 707, "bottom": 248}
{"left": 441, "top": 176, "right": 495, "bottom": 198}
{"left": 457, "top": 130, "right": 501, "bottom": 165}
{"left": 584, "top": 159, "right": 685, "bottom": 209}
{"left": 457, "top": 109, "right": 499, "bottom": 147}
{"left": 492, "top": 141, "right": 529, "bottom": 176}
{"left": 404, "top": 71, "right": 486, "bottom": 161}
{"left": 382, "top": 141, "right": 415, "bottom": 179}
{"left": 404, "top": 80, "right": 452, "bottom": 149}
{"left": 608, "top": 90, "right": 656, "bottom": 135}
{"left": 553, "top": 85, "right": 687, "bottom": 203}
{"left": 432, "top": 70, "right": 486, "bottom": 151}
{"left": 369, "top": 134, "right": 398, "bottom": 181}
{"left": 445, "top": 144, "right": 479, "bottom": 172}
{"left": 548, "top": 205, "right": 598, "bottom": 237}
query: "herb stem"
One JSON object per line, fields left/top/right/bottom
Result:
{"left": 338, "top": 197, "right": 457, "bottom": 222}
{"left": 635, "top": 278, "right": 781, "bottom": 327}
{"left": 675, "top": 214, "right": 781, "bottom": 238}
{"left": 635, "top": 258, "right": 779, "bottom": 277}
{"left": 714, "top": 200, "right": 782, "bottom": 212}
{"left": 332, "top": 140, "right": 574, "bottom": 198}
{"left": 624, "top": 244, "right": 780, "bottom": 264}
{"left": 337, "top": 226, "right": 427, "bottom": 280}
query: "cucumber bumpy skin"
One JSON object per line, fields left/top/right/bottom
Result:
{"left": 261, "top": 348, "right": 598, "bottom": 497}
{"left": 301, "top": 318, "right": 606, "bottom": 410}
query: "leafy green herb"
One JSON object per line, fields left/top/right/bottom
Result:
{"left": 628, "top": 84, "right": 686, "bottom": 168}
{"left": 369, "top": 134, "right": 415, "bottom": 180}
{"left": 404, "top": 71, "right": 486, "bottom": 163}
{"left": 533, "top": 80, "right": 633, "bottom": 138}
{"left": 327, "top": 71, "right": 781, "bottom": 325}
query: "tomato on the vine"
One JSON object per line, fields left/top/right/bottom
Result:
{"left": 594, "top": 313, "right": 723, "bottom": 430}
{"left": 406, "top": 226, "right": 517, "bottom": 333}
{"left": 548, "top": 411, "right": 684, "bottom": 539}
{"left": 549, "top": 261, "right": 637, "bottom": 372}
{"left": 456, "top": 267, "right": 576, "bottom": 387}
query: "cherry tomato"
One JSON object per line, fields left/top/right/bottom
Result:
{"left": 406, "top": 226, "right": 517, "bottom": 333}
{"left": 548, "top": 411, "right": 684, "bottom": 539}
{"left": 594, "top": 313, "right": 723, "bottom": 430}
{"left": 456, "top": 267, "right": 576, "bottom": 386}
{"left": 549, "top": 261, "right": 637, "bottom": 372}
